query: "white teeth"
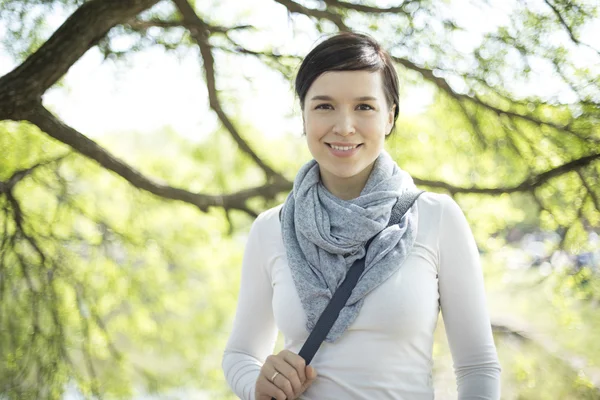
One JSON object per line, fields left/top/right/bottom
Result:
{"left": 330, "top": 144, "right": 358, "bottom": 151}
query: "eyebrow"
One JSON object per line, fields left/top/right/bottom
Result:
{"left": 309, "top": 95, "right": 378, "bottom": 101}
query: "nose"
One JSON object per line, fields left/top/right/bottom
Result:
{"left": 333, "top": 111, "right": 355, "bottom": 136}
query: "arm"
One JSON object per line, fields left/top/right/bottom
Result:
{"left": 438, "top": 195, "right": 502, "bottom": 399}
{"left": 222, "top": 213, "right": 279, "bottom": 400}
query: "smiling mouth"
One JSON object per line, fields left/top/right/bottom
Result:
{"left": 326, "top": 143, "right": 363, "bottom": 151}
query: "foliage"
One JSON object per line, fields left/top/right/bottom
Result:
{"left": 0, "top": 123, "right": 254, "bottom": 398}
{"left": 1, "top": 0, "right": 599, "bottom": 398}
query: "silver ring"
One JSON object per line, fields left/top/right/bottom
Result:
{"left": 270, "top": 371, "right": 280, "bottom": 382}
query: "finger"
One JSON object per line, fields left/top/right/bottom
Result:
{"left": 270, "top": 357, "right": 302, "bottom": 397}
{"left": 271, "top": 368, "right": 296, "bottom": 399}
{"left": 281, "top": 350, "right": 307, "bottom": 384}
{"left": 298, "top": 366, "right": 317, "bottom": 395}
{"left": 256, "top": 375, "right": 286, "bottom": 400}
{"left": 263, "top": 356, "right": 296, "bottom": 399}
{"left": 306, "top": 365, "right": 317, "bottom": 380}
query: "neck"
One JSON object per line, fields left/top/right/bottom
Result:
{"left": 320, "top": 162, "right": 376, "bottom": 201}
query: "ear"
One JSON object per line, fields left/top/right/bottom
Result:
{"left": 386, "top": 104, "right": 396, "bottom": 135}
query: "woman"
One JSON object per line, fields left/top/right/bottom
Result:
{"left": 222, "top": 32, "right": 501, "bottom": 400}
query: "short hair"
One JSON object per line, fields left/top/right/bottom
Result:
{"left": 295, "top": 32, "right": 400, "bottom": 132}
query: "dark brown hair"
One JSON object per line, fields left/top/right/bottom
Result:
{"left": 295, "top": 32, "right": 400, "bottom": 132}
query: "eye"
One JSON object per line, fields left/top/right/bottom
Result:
{"left": 315, "top": 103, "right": 333, "bottom": 110}
{"left": 357, "top": 104, "right": 375, "bottom": 111}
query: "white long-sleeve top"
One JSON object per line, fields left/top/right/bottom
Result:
{"left": 222, "top": 192, "right": 501, "bottom": 399}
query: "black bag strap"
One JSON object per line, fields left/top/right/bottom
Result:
{"left": 276, "top": 190, "right": 425, "bottom": 369}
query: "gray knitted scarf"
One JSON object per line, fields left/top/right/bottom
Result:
{"left": 280, "top": 151, "right": 420, "bottom": 343}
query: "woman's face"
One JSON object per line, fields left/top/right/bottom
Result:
{"left": 303, "top": 70, "right": 395, "bottom": 191}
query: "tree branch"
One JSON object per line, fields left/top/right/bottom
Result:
{"left": 456, "top": 99, "right": 487, "bottom": 149}
{"left": 5, "top": 103, "right": 598, "bottom": 209}
{"left": 75, "top": 285, "right": 102, "bottom": 398}
{"left": 214, "top": 36, "right": 302, "bottom": 80}
{"left": 501, "top": 115, "right": 546, "bottom": 159}
{"left": 0, "top": 155, "right": 69, "bottom": 195}
{"left": 5, "top": 188, "right": 47, "bottom": 268}
{"left": 578, "top": 171, "right": 600, "bottom": 213}
{"left": 320, "top": 0, "right": 412, "bottom": 15}
{"left": 272, "top": 0, "right": 349, "bottom": 31}
{"left": 521, "top": 154, "right": 600, "bottom": 191}
{"left": 542, "top": 0, "right": 600, "bottom": 56}
{"left": 0, "top": 0, "right": 161, "bottom": 119}
{"left": 20, "top": 103, "right": 291, "bottom": 213}
{"left": 220, "top": 35, "right": 303, "bottom": 62}
{"left": 391, "top": 55, "right": 598, "bottom": 144}
{"left": 532, "top": 189, "right": 554, "bottom": 220}
{"left": 413, "top": 153, "right": 600, "bottom": 194}
{"left": 125, "top": 17, "right": 254, "bottom": 35}
{"left": 125, "top": 18, "right": 182, "bottom": 30}
{"left": 172, "top": 0, "right": 288, "bottom": 183}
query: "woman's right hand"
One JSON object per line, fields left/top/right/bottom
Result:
{"left": 255, "top": 349, "right": 318, "bottom": 400}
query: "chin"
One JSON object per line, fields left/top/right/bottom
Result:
{"left": 329, "top": 167, "right": 365, "bottom": 180}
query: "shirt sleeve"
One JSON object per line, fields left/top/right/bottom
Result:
{"left": 437, "top": 195, "right": 502, "bottom": 399}
{"left": 222, "top": 213, "right": 279, "bottom": 400}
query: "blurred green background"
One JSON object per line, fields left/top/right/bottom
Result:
{"left": 0, "top": 0, "right": 599, "bottom": 399}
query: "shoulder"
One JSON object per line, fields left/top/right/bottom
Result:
{"left": 249, "top": 203, "right": 284, "bottom": 240}
{"left": 254, "top": 203, "right": 283, "bottom": 227}
{"left": 416, "top": 191, "right": 459, "bottom": 218}
{"left": 415, "top": 192, "right": 469, "bottom": 242}
{"left": 417, "top": 192, "right": 474, "bottom": 245}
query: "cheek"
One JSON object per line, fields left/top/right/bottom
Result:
{"left": 358, "top": 118, "right": 387, "bottom": 137}
{"left": 304, "top": 116, "right": 327, "bottom": 137}
{"left": 303, "top": 119, "right": 320, "bottom": 147}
